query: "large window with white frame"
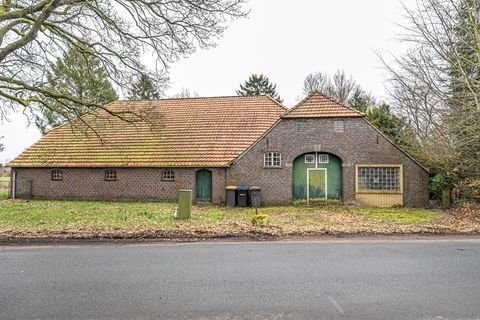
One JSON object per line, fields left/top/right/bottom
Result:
{"left": 356, "top": 165, "right": 402, "bottom": 193}
{"left": 264, "top": 152, "right": 282, "bottom": 167}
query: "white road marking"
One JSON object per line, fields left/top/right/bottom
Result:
{"left": 328, "top": 296, "right": 345, "bottom": 314}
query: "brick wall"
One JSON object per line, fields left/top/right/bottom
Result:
{"left": 228, "top": 117, "right": 429, "bottom": 207}
{"left": 12, "top": 167, "right": 226, "bottom": 204}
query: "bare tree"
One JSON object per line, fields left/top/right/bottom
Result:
{"left": 302, "top": 70, "right": 368, "bottom": 105}
{"left": 302, "top": 69, "right": 376, "bottom": 112}
{"left": 382, "top": 0, "right": 480, "bottom": 177}
{"left": 171, "top": 88, "right": 200, "bottom": 98}
{"left": 0, "top": 0, "right": 247, "bottom": 124}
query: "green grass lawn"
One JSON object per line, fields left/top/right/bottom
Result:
{"left": 0, "top": 177, "right": 9, "bottom": 200}
{"left": 0, "top": 199, "right": 456, "bottom": 239}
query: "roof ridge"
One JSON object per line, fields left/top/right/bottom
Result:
{"left": 282, "top": 90, "right": 365, "bottom": 119}
{"left": 116, "top": 94, "right": 274, "bottom": 103}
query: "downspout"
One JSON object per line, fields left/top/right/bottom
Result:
{"left": 11, "top": 169, "right": 16, "bottom": 200}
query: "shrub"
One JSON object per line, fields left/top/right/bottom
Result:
{"left": 251, "top": 214, "right": 269, "bottom": 227}
{"left": 454, "top": 179, "right": 480, "bottom": 204}
{"left": 430, "top": 174, "right": 456, "bottom": 199}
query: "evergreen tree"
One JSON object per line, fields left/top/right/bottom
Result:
{"left": 128, "top": 73, "right": 162, "bottom": 100}
{"left": 367, "top": 103, "right": 413, "bottom": 147}
{"left": 447, "top": 0, "right": 480, "bottom": 177}
{"left": 348, "top": 87, "right": 376, "bottom": 113}
{"left": 236, "top": 74, "right": 283, "bottom": 102}
{"left": 35, "top": 46, "right": 118, "bottom": 134}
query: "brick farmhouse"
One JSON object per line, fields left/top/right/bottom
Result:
{"left": 9, "top": 92, "right": 429, "bottom": 207}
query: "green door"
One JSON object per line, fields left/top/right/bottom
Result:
{"left": 308, "top": 169, "right": 327, "bottom": 205}
{"left": 196, "top": 170, "right": 212, "bottom": 202}
{"left": 293, "top": 153, "right": 343, "bottom": 204}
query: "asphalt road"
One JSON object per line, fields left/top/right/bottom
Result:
{"left": 1, "top": 240, "right": 480, "bottom": 320}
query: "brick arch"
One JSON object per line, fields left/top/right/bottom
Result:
{"left": 285, "top": 146, "right": 346, "bottom": 164}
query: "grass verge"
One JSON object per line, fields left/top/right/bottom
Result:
{"left": 0, "top": 199, "right": 478, "bottom": 240}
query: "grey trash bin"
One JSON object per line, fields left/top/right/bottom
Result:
{"left": 249, "top": 186, "right": 261, "bottom": 208}
{"left": 226, "top": 186, "right": 237, "bottom": 207}
{"left": 237, "top": 185, "right": 249, "bottom": 207}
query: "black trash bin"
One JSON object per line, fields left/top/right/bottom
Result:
{"left": 237, "top": 185, "right": 249, "bottom": 207}
{"left": 226, "top": 186, "right": 237, "bottom": 207}
{"left": 249, "top": 186, "right": 261, "bottom": 208}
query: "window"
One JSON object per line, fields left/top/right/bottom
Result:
{"left": 105, "top": 169, "right": 117, "bottom": 181}
{"left": 264, "top": 152, "right": 281, "bottom": 167}
{"left": 296, "top": 121, "right": 306, "bottom": 132}
{"left": 305, "top": 154, "right": 315, "bottom": 163}
{"left": 163, "top": 170, "right": 175, "bottom": 181}
{"left": 51, "top": 169, "right": 63, "bottom": 181}
{"left": 357, "top": 165, "right": 402, "bottom": 192}
{"left": 318, "top": 154, "right": 329, "bottom": 163}
{"left": 334, "top": 120, "right": 344, "bottom": 133}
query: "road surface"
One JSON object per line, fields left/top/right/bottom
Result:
{"left": 1, "top": 239, "right": 479, "bottom": 319}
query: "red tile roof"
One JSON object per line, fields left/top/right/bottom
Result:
{"left": 282, "top": 91, "right": 365, "bottom": 118}
{"left": 10, "top": 96, "right": 287, "bottom": 167}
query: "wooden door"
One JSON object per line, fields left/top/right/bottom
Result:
{"left": 196, "top": 170, "right": 212, "bottom": 202}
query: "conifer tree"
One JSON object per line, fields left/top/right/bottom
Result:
{"left": 236, "top": 74, "right": 283, "bottom": 102}
{"left": 128, "top": 74, "right": 162, "bottom": 100}
{"left": 35, "top": 46, "right": 118, "bottom": 134}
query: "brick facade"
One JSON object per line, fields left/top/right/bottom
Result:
{"left": 227, "top": 117, "right": 429, "bottom": 207}
{"left": 11, "top": 118, "right": 429, "bottom": 207}
{"left": 13, "top": 167, "right": 227, "bottom": 204}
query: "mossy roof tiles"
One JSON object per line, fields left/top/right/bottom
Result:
{"left": 10, "top": 96, "right": 287, "bottom": 167}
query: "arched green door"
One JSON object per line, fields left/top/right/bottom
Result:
{"left": 293, "top": 153, "right": 342, "bottom": 204}
{"left": 196, "top": 170, "right": 212, "bottom": 202}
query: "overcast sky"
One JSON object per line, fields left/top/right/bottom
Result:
{"left": 0, "top": 0, "right": 415, "bottom": 164}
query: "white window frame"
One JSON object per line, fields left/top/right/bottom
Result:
{"left": 264, "top": 152, "right": 282, "bottom": 168}
{"left": 318, "top": 154, "right": 329, "bottom": 164}
{"left": 105, "top": 169, "right": 117, "bottom": 181}
{"left": 162, "top": 170, "right": 175, "bottom": 181}
{"left": 305, "top": 154, "right": 315, "bottom": 164}
{"left": 51, "top": 169, "right": 63, "bottom": 181}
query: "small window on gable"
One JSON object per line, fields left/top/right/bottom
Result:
{"left": 296, "top": 121, "right": 306, "bottom": 132}
{"left": 318, "top": 154, "right": 329, "bottom": 164}
{"left": 51, "top": 169, "right": 63, "bottom": 181}
{"left": 105, "top": 169, "right": 117, "bottom": 181}
{"left": 264, "top": 152, "right": 282, "bottom": 167}
{"left": 305, "top": 154, "right": 315, "bottom": 163}
{"left": 334, "top": 120, "right": 345, "bottom": 133}
{"left": 163, "top": 170, "right": 175, "bottom": 181}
